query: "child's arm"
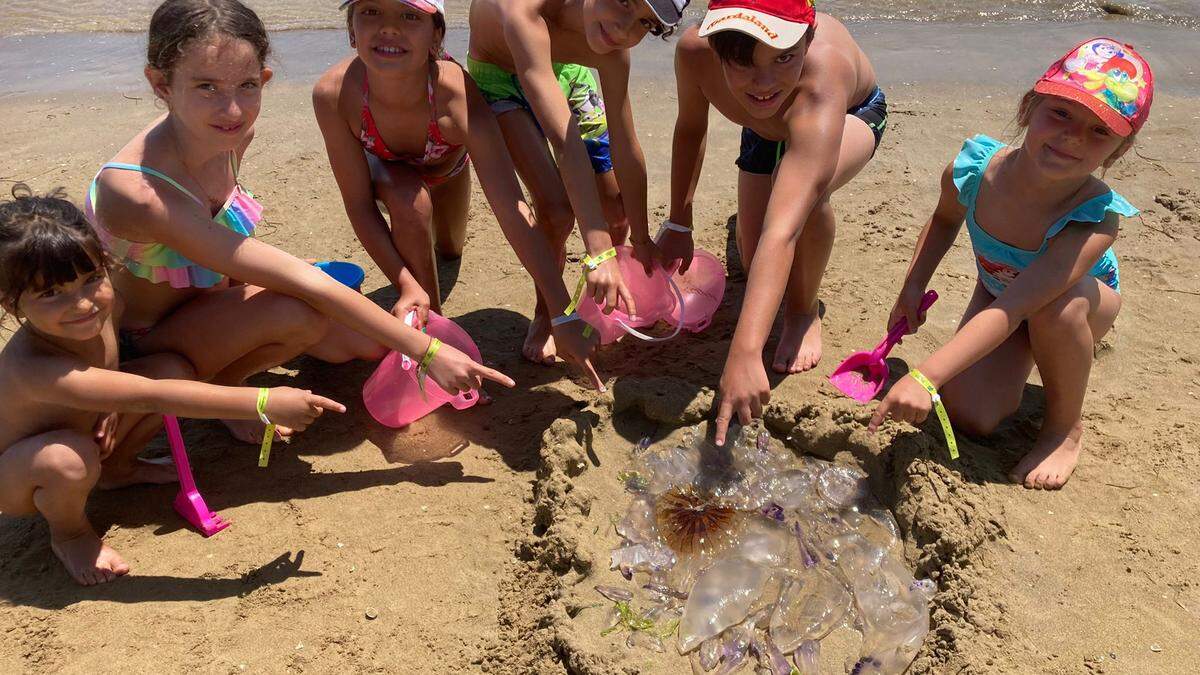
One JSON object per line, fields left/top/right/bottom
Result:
{"left": 714, "top": 82, "right": 852, "bottom": 444}
{"left": 870, "top": 214, "right": 1120, "bottom": 430}
{"left": 597, "top": 53, "right": 653, "bottom": 270}
{"left": 501, "top": 9, "right": 634, "bottom": 314}
{"left": 661, "top": 40, "right": 711, "bottom": 272}
{"left": 93, "top": 173, "right": 513, "bottom": 395}
{"left": 457, "top": 74, "right": 604, "bottom": 389}
{"left": 887, "top": 162, "right": 967, "bottom": 331}
{"left": 25, "top": 359, "right": 344, "bottom": 431}
{"left": 313, "top": 68, "right": 430, "bottom": 324}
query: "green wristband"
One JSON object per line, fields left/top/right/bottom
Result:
{"left": 908, "top": 369, "right": 959, "bottom": 460}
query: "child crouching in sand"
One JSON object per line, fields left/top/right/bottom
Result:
{"left": 0, "top": 189, "right": 345, "bottom": 585}
{"left": 870, "top": 39, "right": 1153, "bottom": 490}
{"left": 314, "top": 0, "right": 601, "bottom": 387}
{"left": 674, "top": 0, "right": 888, "bottom": 444}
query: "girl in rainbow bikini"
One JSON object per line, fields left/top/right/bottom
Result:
{"left": 312, "top": 0, "right": 601, "bottom": 386}
{"left": 870, "top": 38, "right": 1153, "bottom": 490}
{"left": 87, "top": 0, "right": 513, "bottom": 447}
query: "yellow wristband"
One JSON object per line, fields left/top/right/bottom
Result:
{"left": 417, "top": 337, "right": 443, "bottom": 399}
{"left": 908, "top": 369, "right": 959, "bottom": 460}
{"left": 562, "top": 247, "right": 617, "bottom": 338}
{"left": 256, "top": 387, "right": 276, "bottom": 467}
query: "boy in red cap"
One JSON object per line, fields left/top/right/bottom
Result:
{"left": 665, "top": 0, "right": 887, "bottom": 444}
{"left": 870, "top": 38, "right": 1152, "bottom": 490}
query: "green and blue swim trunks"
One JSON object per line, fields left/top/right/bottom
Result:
{"left": 466, "top": 57, "right": 613, "bottom": 174}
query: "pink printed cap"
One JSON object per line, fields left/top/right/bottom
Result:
{"left": 339, "top": 0, "right": 444, "bottom": 16}
{"left": 1034, "top": 37, "right": 1154, "bottom": 137}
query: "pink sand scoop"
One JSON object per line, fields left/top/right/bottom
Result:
{"left": 362, "top": 311, "right": 483, "bottom": 428}
{"left": 829, "top": 290, "right": 938, "bottom": 403}
{"left": 164, "top": 415, "right": 230, "bottom": 537}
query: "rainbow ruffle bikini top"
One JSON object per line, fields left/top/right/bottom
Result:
{"left": 85, "top": 154, "right": 262, "bottom": 289}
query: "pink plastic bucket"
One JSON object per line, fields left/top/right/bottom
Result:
{"left": 665, "top": 249, "right": 725, "bottom": 333}
{"left": 577, "top": 246, "right": 679, "bottom": 345}
{"left": 362, "top": 312, "right": 482, "bottom": 428}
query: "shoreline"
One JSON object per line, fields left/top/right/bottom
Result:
{"left": 2, "top": 19, "right": 1198, "bottom": 99}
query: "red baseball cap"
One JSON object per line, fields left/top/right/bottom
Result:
{"left": 698, "top": 0, "right": 816, "bottom": 50}
{"left": 1033, "top": 37, "right": 1154, "bottom": 137}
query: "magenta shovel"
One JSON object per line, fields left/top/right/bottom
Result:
{"left": 829, "top": 290, "right": 938, "bottom": 403}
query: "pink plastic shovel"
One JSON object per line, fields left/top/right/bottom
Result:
{"left": 164, "top": 415, "right": 229, "bottom": 536}
{"left": 829, "top": 290, "right": 938, "bottom": 403}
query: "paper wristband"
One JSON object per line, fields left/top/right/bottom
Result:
{"left": 256, "top": 387, "right": 276, "bottom": 468}
{"left": 551, "top": 312, "right": 581, "bottom": 327}
{"left": 561, "top": 247, "right": 618, "bottom": 339}
{"left": 417, "top": 337, "right": 444, "bottom": 399}
{"left": 908, "top": 369, "right": 959, "bottom": 460}
{"left": 653, "top": 220, "right": 693, "bottom": 244}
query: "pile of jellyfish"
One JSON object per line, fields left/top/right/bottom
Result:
{"left": 597, "top": 427, "right": 935, "bottom": 674}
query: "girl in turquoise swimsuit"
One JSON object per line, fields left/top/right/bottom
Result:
{"left": 870, "top": 38, "right": 1155, "bottom": 491}
{"left": 88, "top": 0, "right": 512, "bottom": 444}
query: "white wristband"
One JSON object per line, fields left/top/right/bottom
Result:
{"left": 654, "top": 220, "right": 693, "bottom": 243}
{"left": 551, "top": 312, "right": 581, "bottom": 327}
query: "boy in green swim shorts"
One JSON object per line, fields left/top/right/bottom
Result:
{"left": 467, "top": 0, "right": 689, "bottom": 366}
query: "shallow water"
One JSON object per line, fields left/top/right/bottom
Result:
{"left": 2, "top": 0, "right": 1199, "bottom": 36}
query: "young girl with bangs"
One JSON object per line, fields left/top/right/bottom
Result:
{"left": 870, "top": 38, "right": 1153, "bottom": 490}
{"left": 312, "top": 0, "right": 602, "bottom": 387}
{"left": 87, "top": 0, "right": 513, "bottom": 445}
{"left": 0, "top": 189, "right": 344, "bottom": 586}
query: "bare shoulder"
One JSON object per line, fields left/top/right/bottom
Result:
{"left": 92, "top": 160, "right": 175, "bottom": 240}
{"left": 434, "top": 59, "right": 471, "bottom": 121}
{"left": 312, "top": 56, "right": 357, "bottom": 106}
{"left": 0, "top": 332, "right": 77, "bottom": 397}
{"left": 675, "top": 25, "right": 711, "bottom": 61}
{"left": 805, "top": 14, "right": 868, "bottom": 78}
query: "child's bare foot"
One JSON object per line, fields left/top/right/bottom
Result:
{"left": 50, "top": 527, "right": 129, "bottom": 586}
{"left": 772, "top": 311, "right": 823, "bottom": 374}
{"left": 523, "top": 313, "right": 557, "bottom": 365}
{"left": 98, "top": 457, "right": 179, "bottom": 490}
{"left": 222, "top": 419, "right": 294, "bottom": 445}
{"left": 1010, "top": 423, "right": 1083, "bottom": 490}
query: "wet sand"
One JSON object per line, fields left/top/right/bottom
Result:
{"left": 2, "top": 16, "right": 1199, "bottom": 675}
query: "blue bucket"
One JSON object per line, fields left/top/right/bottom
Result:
{"left": 315, "top": 261, "right": 366, "bottom": 292}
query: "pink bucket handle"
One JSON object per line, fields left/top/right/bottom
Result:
{"left": 610, "top": 274, "right": 687, "bottom": 342}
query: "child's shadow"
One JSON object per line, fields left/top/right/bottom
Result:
{"left": 0, "top": 546, "right": 319, "bottom": 610}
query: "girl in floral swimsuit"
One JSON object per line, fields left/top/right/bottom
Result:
{"left": 314, "top": 0, "right": 602, "bottom": 386}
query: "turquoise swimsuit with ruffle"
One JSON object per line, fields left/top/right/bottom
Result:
{"left": 953, "top": 134, "right": 1136, "bottom": 297}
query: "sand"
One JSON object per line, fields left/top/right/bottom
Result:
{"left": 1, "top": 21, "right": 1199, "bottom": 675}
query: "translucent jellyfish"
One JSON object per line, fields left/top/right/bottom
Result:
{"left": 678, "top": 559, "right": 772, "bottom": 653}
{"left": 769, "top": 569, "right": 853, "bottom": 651}
{"left": 607, "top": 426, "right": 934, "bottom": 674}
{"left": 816, "top": 464, "right": 871, "bottom": 509}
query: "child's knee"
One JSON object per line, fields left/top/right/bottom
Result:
{"left": 1030, "top": 290, "right": 1091, "bottom": 332}
{"left": 945, "top": 399, "right": 1008, "bottom": 437}
{"left": 268, "top": 294, "right": 330, "bottom": 347}
{"left": 538, "top": 201, "right": 575, "bottom": 244}
{"left": 383, "top": 186, "right": 433, "bottom": 233}
{"left": 138, "top": 353, "right": 197, "bottom": 381}
{"left": 35, "top": 432, "right": 101, "bottom": 486}
{"left": 803, "top": 199, "right": 836, "bottom": 241}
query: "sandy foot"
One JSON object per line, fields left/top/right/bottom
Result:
{"left": 772, "top": 311, "right": 823, "bottom": 374}
{"left": 523, "top": 312, "right": 557, "bottom": 366}
{"left": 98, "top": 457, "right": 179, "bottom": 490}
{"left": 1010, "top": 422, "right": 1083, "bottom": 490}
{"left": 51, "top": 527, "right": 129, "bottom": 586}
{"left": 222, "top": 419, "right": 294, "bottom": 445}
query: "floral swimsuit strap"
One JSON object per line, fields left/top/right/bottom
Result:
{"left": 360, "top": 60, "right": 464, "bottom": 166}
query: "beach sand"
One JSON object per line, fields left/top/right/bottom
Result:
{"left": 1, "top": 19, "right": 1199, "bottom": 675}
